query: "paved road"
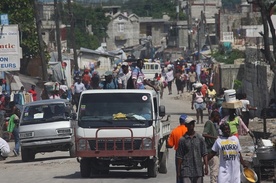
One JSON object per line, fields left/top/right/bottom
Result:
{"left": 0, "top": 84, "right": 212, "bottom": 183}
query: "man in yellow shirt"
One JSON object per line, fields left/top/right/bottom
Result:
{"left": 167, "top": 114, "right": 188, "bottom": 183}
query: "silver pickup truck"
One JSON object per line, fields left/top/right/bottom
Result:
{"left": 19, "top": 99, "right": 76, "bottom": 162}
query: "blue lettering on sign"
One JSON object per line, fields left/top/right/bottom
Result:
{"left": 0, "top": 63, "right": 16, "bottom": 68}
{"left": 0, "top": 57, "right": 9, "bottom": 62}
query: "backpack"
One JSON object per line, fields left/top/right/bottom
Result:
{"left": 127, "top": 71, "right": 139, "bottom": 89}
{"left": 91, "top": 73, "right": 100, "bottom": 84}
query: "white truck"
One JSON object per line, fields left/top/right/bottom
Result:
{"left": 74, "top": 89, "right": 171, "bottom": 178}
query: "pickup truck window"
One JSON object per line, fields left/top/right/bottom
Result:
{"left": 21, "top": 103, "right": 68, "bottom": 125}
{"left": 78, "top": 93, "right": 153, "bottom": 128}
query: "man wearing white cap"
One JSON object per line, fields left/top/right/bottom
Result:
{"left": 176, "top": 116, "right": 208, "bottom": 183}
{"left": 118, "top": 62, "right": 131, "bottom": 89}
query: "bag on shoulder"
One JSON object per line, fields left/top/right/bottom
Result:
{"left": 127, "top": 76, "right": 134, "bottom": 89}
{"left": 127, "top": 70, "right": 139, "bottom": 89}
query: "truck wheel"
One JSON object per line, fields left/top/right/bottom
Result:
{"left": 158, "top": 150, "right": 168, "bottom": 174}
{"left": 21, "top": 148, "right": 35, "bottom": 162}
{"left": 147, "top": 159, "right": 157, "bottom": 177}
{"left": 91, "top": 159, "right": 100, "bottom": 175}
{"left": 28, "top": 151, "right": 35, "bottom": 161}
{"left": 80, "top": 158, "right": 91, "bottom": 178}
{"left": 69, "top": 144, "right": 76, "bottom": 158}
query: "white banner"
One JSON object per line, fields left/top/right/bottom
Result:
{"left": 0, "top": 55, "right": 20, "bottom": 71}
{"left": 0, "top": 25, "right": 21, "bottom": 71}
{"left": 0, "top": 25, "right": 20, "bottom": 54}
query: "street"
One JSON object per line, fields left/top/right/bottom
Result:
{"left": 0, "top": 85, "right": 211, "bottom": 183}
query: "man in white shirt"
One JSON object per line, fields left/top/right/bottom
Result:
{"left": 118, "top": 62, "right": 131, "bottom": 89}
{"left": 166, "top": 64, "right": 174, "bottom": 95}
{"left": 73, "top": 79, "right": 86, "bottom": 110}
{"left": 0, "top": 137, "right": 10, "bottom": 160}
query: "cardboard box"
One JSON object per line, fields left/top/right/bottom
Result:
{"left": 222, "top": 100, "right": 242, "bottom": 109}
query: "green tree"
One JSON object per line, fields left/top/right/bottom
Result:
{"left": 120, "top": 0, "right": 183, "bottom": 20}
{"left": 221, "top": 0, "right": 241, "bottom": 11}
{"left": 61, "top": 4, "right": 109, "bottom": 49}
{"left": 0, "top": 0, "right": 43, "bottom": 74}
{"left": 212, "top": 49, "right": 245, "bottom": 64}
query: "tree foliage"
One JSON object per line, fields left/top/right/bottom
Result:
{"left": 221, "top": 0, "right": 241, "bottom": 10}
{"left": 0, "top": 0, "right": 39, "bottom": 58}
{"left": 119, "top": 0, "right": 184, "bottom": 20}
{"left": 212, "top": 49, "right": 245, "bottom": 64}
{"left": 61, "top": 4, "right": 110, "bottom": 49}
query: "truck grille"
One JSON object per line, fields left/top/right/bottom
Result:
{"left": 88, "top": 139, "right": 142, "bottom": 151}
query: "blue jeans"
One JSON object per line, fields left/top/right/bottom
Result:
{"left": 12, "top": 127, "right": 20, "bottom": 154}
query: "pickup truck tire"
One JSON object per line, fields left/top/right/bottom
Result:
{"left": 21, "top": 148, "right": 35, "bottom": 162}
{"left": 80, "top": 158, "right": 91, "bottom": 178}
{"left": 159, "top": 150, "right": 168, "bottom": 174}
{"left": 69, "top": 144, "right": 76, "bottom": 158}
{"left": 147, "top": 159, "right": 157, "bottom": 177}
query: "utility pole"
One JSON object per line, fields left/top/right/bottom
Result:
{"left": 67, "top": 0, "right": 79, "bottom": 71}
{"left": 33, "top": 1, "right": 48, "bottom": 81}
{"left": 197, "top": 21, "right": 200, "bottom": 61}
{"left": 54, "top": 0, "right": 62, "bottom": 62}
{"left": 176, "top": 0, "right": 179, "bottom": 48}
{"left": 187, "top": 0, "right": 193, "bottom": 52}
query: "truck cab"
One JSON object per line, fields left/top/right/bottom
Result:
{"left": 74, "top": 89, "right": 170, "bottom": 178}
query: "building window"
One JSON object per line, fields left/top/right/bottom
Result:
{"left": 118, "top": 23, "right": 125, "bottom": 32}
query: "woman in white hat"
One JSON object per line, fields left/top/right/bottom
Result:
{"left": 166, "top": 64, "right": 174, "bottom": 95}
{"left": 191, "top": 84, "right": 205, "bottom": 124}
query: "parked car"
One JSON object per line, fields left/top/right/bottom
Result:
{"left": 19, "top": 99, "right": 76, "bottom": 162}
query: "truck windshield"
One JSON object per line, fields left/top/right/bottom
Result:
{"left": 78, "top": 93, "right": 153, "bottom": 128}
{"left": 21, "top": 103, "right": 68, "bottom": 125}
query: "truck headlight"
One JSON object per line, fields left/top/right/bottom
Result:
{"left": 77, "top": 139, "right": 86, "bottom": 151}
{"left": 56, "top": 128, "right": 72, "bottom": 135}
{"left": 141, "top": 138, "right": 152, "bottom": 150}
{"left": 19, "top": 131, "right": 34, "bottom": 139}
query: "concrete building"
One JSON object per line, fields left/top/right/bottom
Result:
{"left": 106, "top": 12, "right": 140, "bottom": 50}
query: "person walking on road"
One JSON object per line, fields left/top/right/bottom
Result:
{"left": 220, "top": 108, "right": 254, "bottom": 138}
{"left": 176, "top": 116, "right": 208, "bottom": 183}
{"left": 167, "top": 114, "right": 188, "bottom": 183}
{"left": 73, "top": 78, "right": 86, "bottom": 111}
{"left": 165, "top": 64, "right": 174, "bottom": 95}
{"left": 239, "top": 93, "right": 257, "bottom": 127}
{"left": 28, "top": 85, "right": 37, "bottom": 101}
{"left": 188, "top": 68, "right": 197, "bottom": 92}
{"left": 7, "top": 106, "right": 21, "bottom": 156}
{"left": 208, "top": 123, "right": 248, "bottom": 183}
{"left": 202, "top": 111, "right": 220, "bottom": 183}
{"left": 192, "top": 84, "right": 205, "bottom": 124}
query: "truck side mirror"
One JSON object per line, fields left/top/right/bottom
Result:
{"left": 159, "top": 105, "right": 166, "bottom": 117}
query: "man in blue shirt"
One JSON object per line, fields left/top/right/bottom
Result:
{"left": 99, "top": 71, "right": 118, "bottom": 89}
{"left": 132, "top": 59, "right": 157, "bottom": 90}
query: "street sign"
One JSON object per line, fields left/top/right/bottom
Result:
{"left": 1, "top": 14, "right": 9, "bottom": 25}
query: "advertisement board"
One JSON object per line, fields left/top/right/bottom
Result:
{"left": 0, "top": 24, "right": 21, "bottom": 71}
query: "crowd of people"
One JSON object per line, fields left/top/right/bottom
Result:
{"left": 168, "top": 111, "right": 254, "bottom": 183}
{"left": 0, "top": 57, "right": 269, "bottom": 183}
